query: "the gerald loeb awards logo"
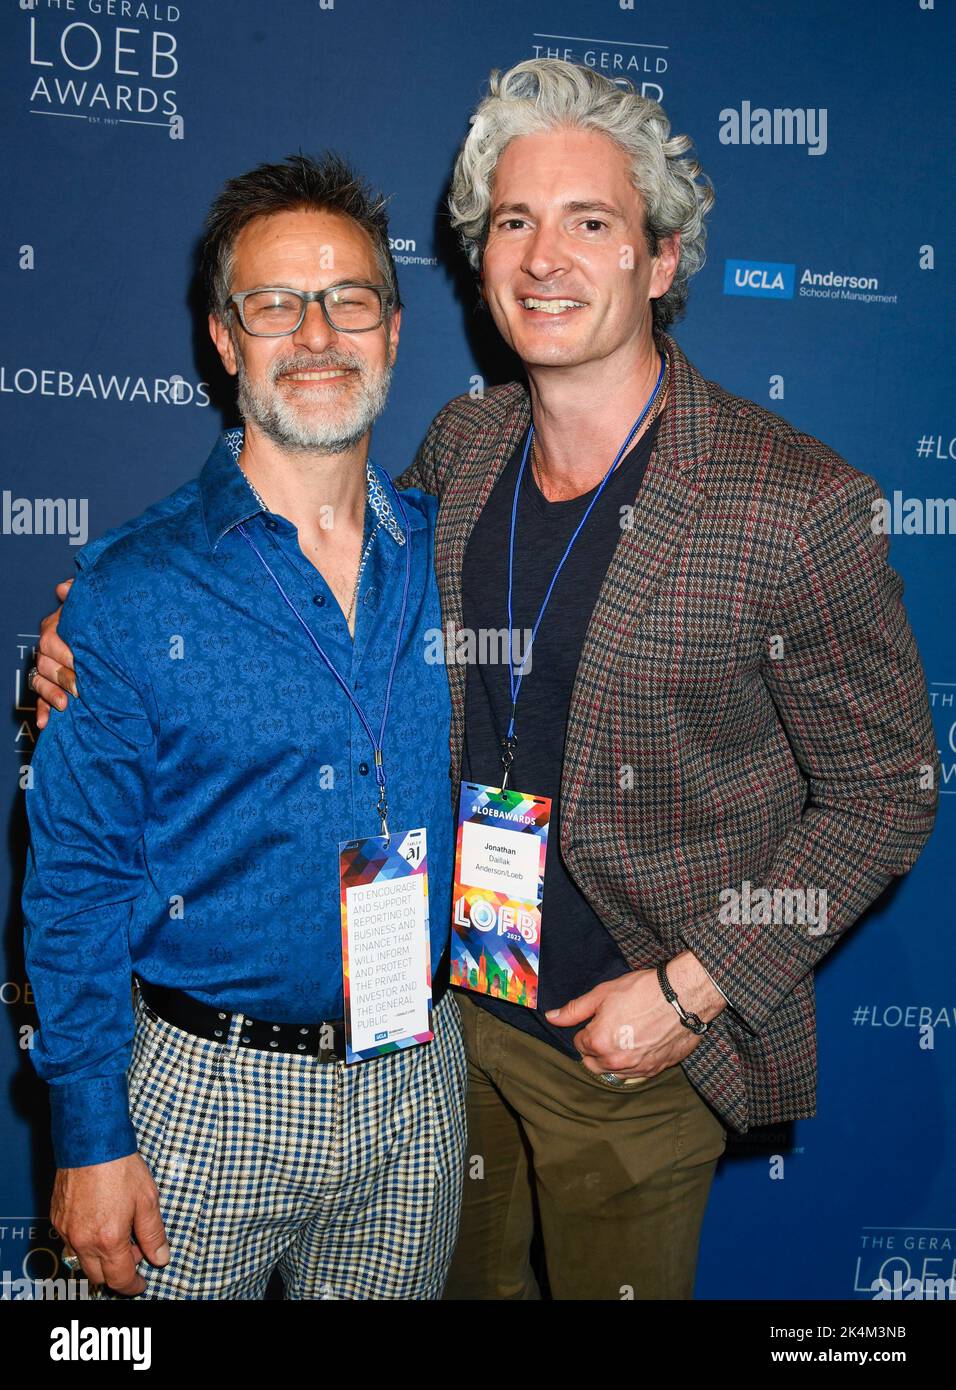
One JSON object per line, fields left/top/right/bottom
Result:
{"left": 530, "top": 31, "right": 670, "bottom": 103}
{"left": 24, "top": 0, "right": 185, "bottom": 137}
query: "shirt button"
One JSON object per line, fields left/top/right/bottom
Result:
{"left": 264, "top": 518, "right": 278, "bottom": 531}
{"left": 312, "top": 594, "right": 325, "bottom": 607}
{"left": 358, "top": 762, "right": 369, "bottom": 776}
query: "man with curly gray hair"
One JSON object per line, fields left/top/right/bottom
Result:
{"left": 398, "top": 57, "right": 937, "bottom": 1300}
{"left": 448, "top": 58, "right": 712, "bottom": 335}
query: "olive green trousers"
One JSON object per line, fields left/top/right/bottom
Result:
{"left": 444, "top": 990, "right": 727, "bottom": 1301}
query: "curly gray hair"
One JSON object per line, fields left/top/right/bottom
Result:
{"left": 448, "top": 59, "right": 715, "bottom": 331}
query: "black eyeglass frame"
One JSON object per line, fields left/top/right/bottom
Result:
{"left": 228, "top": 282, "right": 397, "bottom": 336}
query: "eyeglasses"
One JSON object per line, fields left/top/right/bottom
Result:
{"left": 229, "top": 282, "right": 394, "bottom": 336}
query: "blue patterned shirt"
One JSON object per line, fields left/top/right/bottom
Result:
{"left": 22, "top": 430, "right": 452, "bottom": 1168}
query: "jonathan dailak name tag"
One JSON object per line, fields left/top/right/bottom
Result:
{"left": 339, "top": 828, "right": 432, "bottom": 1062}
{"left": 451, "top": 782, "right": 550, "bottom": 1008}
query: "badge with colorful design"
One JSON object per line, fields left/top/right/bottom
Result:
{"left": 451, "top": 783, "right": 550, "bottom": 1008}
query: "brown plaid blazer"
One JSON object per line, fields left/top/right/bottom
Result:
{"left": 396, "top": 327, "right": 939, "bottom": 1133}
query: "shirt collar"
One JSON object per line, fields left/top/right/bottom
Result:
{"left": 199, "top": 426, "right": 419, "bottom": 552}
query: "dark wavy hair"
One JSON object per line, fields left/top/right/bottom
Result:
{"left": 200, "top": 152, "right": 400, "bottom": 322}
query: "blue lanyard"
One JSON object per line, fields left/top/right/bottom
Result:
{"left": 501, "top": 352, "right": 666, "bottom": 788}
{"left": 237, "top": 466, "right": 412, "bottom": 842}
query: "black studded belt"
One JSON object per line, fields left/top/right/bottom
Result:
{"left": 136, "top": 955, "right": 449, "bottom": 1062}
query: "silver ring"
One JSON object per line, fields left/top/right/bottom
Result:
{"left": 62, "top": 1253, "right": 82, "bottom": 1272}
{"left": 600, "top": 1071, "right": 625, "bottom": 1086}
{"left": 28, "top": 666, "right": 40, "bottom": 693}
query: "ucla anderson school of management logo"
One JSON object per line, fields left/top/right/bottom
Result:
{"left": 724, "top": 259, "right": 898, "bottom": 307}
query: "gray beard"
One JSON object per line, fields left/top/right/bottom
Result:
{"left": 235, "top": 347, "right": 392, "bottom": 455}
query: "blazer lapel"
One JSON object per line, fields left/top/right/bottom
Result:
{"left": 559, "top": 331, "right": 715, "bottom": 849}
{"left": 434, "top": 385, "right": 530, "bottom": 778}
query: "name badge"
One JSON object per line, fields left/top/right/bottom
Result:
{"left": 451, "top": 782, "right": 550, "bottom": 1008}
{"left": 339, "top": 829, "right": 432, "bottom": 1062}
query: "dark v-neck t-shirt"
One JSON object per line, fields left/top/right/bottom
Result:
{"left": 459, "top": 413, "right": 662, "bottom": 1056}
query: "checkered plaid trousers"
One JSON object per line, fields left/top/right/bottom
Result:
{"left": 111, "top": 988, "right": 467, "bottom": 1300}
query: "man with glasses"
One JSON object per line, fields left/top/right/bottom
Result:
{"left": 32, "top": 60, "right": 939, "bottom": 1304}
{"left": 21, "top": 153, "right": 466, "bottom": 1300}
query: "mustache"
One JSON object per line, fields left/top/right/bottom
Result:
{"left": 269, "top": 351, "right": 367, "bottom": 381}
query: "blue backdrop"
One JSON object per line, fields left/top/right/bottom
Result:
{"left": 2, "top": 0, "right": 953, "bottom": 1300}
